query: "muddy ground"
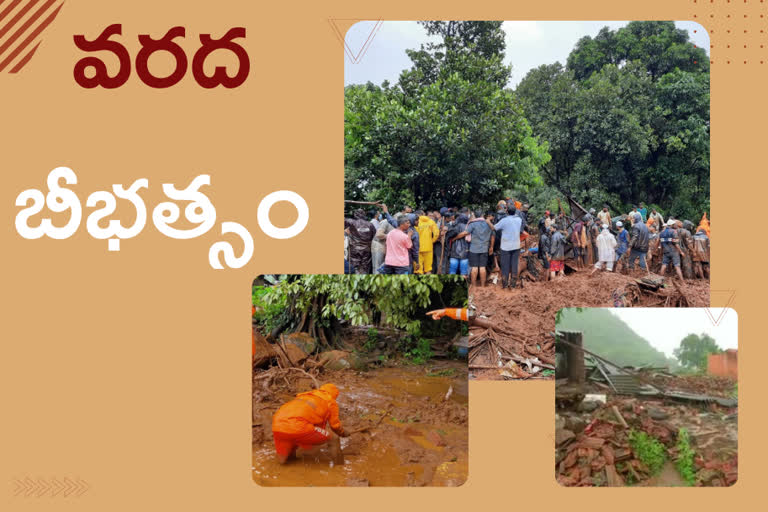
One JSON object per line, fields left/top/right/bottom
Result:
{"left": 252, "top": 360, "right": 468, "bottom": 486}
{"left": 469, "top": 266, "right": 710, "bottom": 380}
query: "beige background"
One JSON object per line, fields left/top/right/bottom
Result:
{"left": 0, "top": 0, "right": 756, "bottom": 508}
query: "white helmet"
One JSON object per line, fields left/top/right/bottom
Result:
{"left": 616, "top": 221, "right": 623, "bottom": 228}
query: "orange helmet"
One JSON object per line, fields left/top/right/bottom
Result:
{"left": 320, "top": 383, "right": 340, "bottom": 399}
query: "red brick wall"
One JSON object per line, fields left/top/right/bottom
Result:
{"left": 708, "top": 350, "right": 738, "bottom": 379}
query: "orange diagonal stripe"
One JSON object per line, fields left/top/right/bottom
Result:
{"left": 0, "top": 0, "right": 24, "bottom": 25}
{"left": 0, "top": 0, "right": 61, "bottom": 72}
{"left": 0, "top": 0, "right": 52, "bottom": 58}
{"left": 0, "top": 0, "right": 39, "bottom": 39}
{"left": 9, "top": 39, "right": 37, "bottom": 72}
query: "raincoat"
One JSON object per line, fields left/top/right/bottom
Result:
{"left": 345, "top": 216, "right": 375, "bottom": 274}
{"left": 272, "top": 384, "right": 344, "bottom": 457}
{"left": 697, "top": 213, "right": 711, "bottom": 238}
{"left": 372, "top": 219, "right": 394, "bottom": 273}
{"left": 415, "top": 215, "right": 439, "bottom": 274}
{"left": 596, "top": 227, "right": 617, "bottom": 262}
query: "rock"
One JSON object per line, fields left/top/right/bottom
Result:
{"left": 252, "top": 330, "right": 278, "bottom": 367}
{"left": 426, "top": 430, "right": 447, "bottom": 447}
{"left": 578, "top": 400, "right": 600, "bottom": 413}
{"left": 647, "top": 407, "right": 669, "bottom": 420}
{"left": 282, "top": 332, "right": 317, "bottom": 354}
{"left": 555, "top": 428, "right": 575, "bottom": 446}
{"left": 317, "top": 350, "right": 353, "bottom": 370}
{"left": 280, "top": 343, "right": 308, "bottom": 365}
{"left": 555, "top": 414, "right": 566, "bottom": 431}
{"left": 564, "top": 415, "right": 587, "bottom": 434}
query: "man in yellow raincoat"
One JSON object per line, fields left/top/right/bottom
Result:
{"left": 414, "top": 211, "right": 440, "bottom": 274}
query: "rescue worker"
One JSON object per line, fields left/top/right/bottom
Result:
{"left": 272, "top": 383, "right": 347, "bottom": 464}
{"left": 692, "top": 227, "right": 711, "bottom": 279}
{"left": 414, "top": 211, "right": 440, "bottom": 274}
{"left": 647, "top": 208, "right": 664, "bottom": 232}
{"left": 627, "top": 213, "right": 649, "bottom": 271}
{"left": 659, "top": 219, "right": 685, "bottom": 280}
{"left": 371, "top": 204, "right": 395, "bottom": 274}
{"left": 538, "top": 221, "right": 551, "bottom": 281}
{"left": 697, "top": 212, "right": 711, "bottom": 238}
{"left": 445, "top": 210, "right": 470, "bottom": 276}
{"left": 494, "top": 204, "right": 524, "bottom": 289}
{"left": 548, "top": 224, "right": 566, "bottom": 280}
{"left": 597, "top": 206, "right": 611, "bottom": 227}
{"left": 614, "top": 221, "right": 629, "bottom": 272}
{"left": 344, "top": 209, "right": 375, "bottom": 274}
{"left": 591, "top": 224, "right": 617, "bottom": 274}
{"left": 678, "top": 220, "right": 695, "bottom": 279}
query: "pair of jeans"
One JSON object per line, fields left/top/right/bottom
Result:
{"left": 500, "top": 249, "right": 520, "bottom": 287}
{"left": 627, "top": 248, "right": 647, "bottom": 270}
{"left": 379, "top": 264, "right": 410, "bottom": 275}
{"left": 449, "top": 258, "right": 469, "bottom": 276}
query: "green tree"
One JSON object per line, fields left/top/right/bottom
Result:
{"left": 516, "top": 21, "right": 709, "bottom": 221}
{"left": 254, "top": 275, "right": 467, "bottom": 351}
{"left": 345, "top": 21, "right": 550, "bottom": 209}
{"left": 673, "top": 333, "right": 722, "bottom": 370}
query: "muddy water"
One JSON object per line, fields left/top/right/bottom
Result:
{"left": 253, "top": 361, "right": 468, "bottom": 487}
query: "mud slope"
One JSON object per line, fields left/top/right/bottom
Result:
{"left": 470, "top": 270, "right": 709, "bottom": 380}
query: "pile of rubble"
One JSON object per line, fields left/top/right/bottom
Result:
{"left": 469, "top": 269, "right": 708, "bottom": 380}
{"left": 556, "top": 396, "right": 738, "bottom": 487}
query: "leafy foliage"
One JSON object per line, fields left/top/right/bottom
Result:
{"left": 345, "top": 21, "right": 550, "bottom": 209}
{"left": 629, "top": 430, "right": 667, "bottom": 475}
{"left": 673, "top": 333, "right": 722, "bottom": 370}
{"left": 516, "top": 21, "right": 709, "bottom": 221}
{"left": 675, "top": 428, "right": 696, "bottom": 486}
{"left": 252, "top": 284, "right": 288, "bottom": 334}
{"left": 402, "top": 336, "right": 434, "bottom": 365}
{"left": 256, "top": 274, "right": 466, "bottom": 337}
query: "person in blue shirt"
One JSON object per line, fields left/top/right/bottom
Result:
{"left": 659, "top": 220, "right": 684, "bottom": 280}
{"left": 615, "top": 221, "right": 629, "bottom": 271}
{"left": 460, "top": 210, "right": 495, "bottom": 287}
{"left": 494, "top": 205, "right": 524, "bottom": 289}
{"left": 638, "top": 203, "right": 648, "bottom": 223}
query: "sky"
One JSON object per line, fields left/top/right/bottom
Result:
{"left": 610, "top": 308, "right": 737, "bottom": 358}
{"left": 344, "top": 21, "right": 710, "bottom": 88}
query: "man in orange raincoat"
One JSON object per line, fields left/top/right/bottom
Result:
{"left": 272, "top": 383, "right": 347, "bottom": 463}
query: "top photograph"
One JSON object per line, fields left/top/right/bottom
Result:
{"left": 343, "top": 20, "right": 710, "bottom": 288}
{"left": 343, "top": 20, "right": 710, "bottom": 379}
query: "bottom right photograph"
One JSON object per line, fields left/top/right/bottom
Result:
{"left": 554, "top": 308, "right": 737, "bottom": 487}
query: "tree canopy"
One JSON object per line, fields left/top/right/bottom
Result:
{"left": 673, "top": 333, "right": 722, "bottom": 370}
{"left": 345, "top": 21, "right": 708, "bottom": 221}
{"left": 253, "top": 274, "right": 467, "bottom": 350}
{"left": 516, "top": 21, "right": 709, "bottom": 220}
{"left": 345, "top": 21, "right": 550, "bottom": 209}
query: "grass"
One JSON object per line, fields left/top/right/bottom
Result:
{"left": 675, "top": 428, "right": 696, "bottom": 486}
{"left": 628, "top": 430, "right": 667, "bottom": 475}
{"left": 427, "top": 368, "right": 457, "bottom": 377}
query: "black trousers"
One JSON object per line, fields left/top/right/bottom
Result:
{"left": 500, "top": 249, "right": 521, "bottom": 287}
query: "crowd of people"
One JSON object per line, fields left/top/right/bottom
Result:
{"left": 344, "top": 200, "right": 711, "bottom": 287}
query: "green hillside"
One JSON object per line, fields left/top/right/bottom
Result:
{"left": 556, "top": 309, "right": 675, "bottom": 368}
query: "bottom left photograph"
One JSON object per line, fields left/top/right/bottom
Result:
{"left": 251, "top": 274, "right": 469, "bottom": 487}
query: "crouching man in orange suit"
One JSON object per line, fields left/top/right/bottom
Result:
{"left": 271, "top": 383, "right": 347, "bottom": 464}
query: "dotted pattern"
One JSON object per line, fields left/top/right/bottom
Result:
{"left": 692, "top": 0, "right": 768, "bottom": 63}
